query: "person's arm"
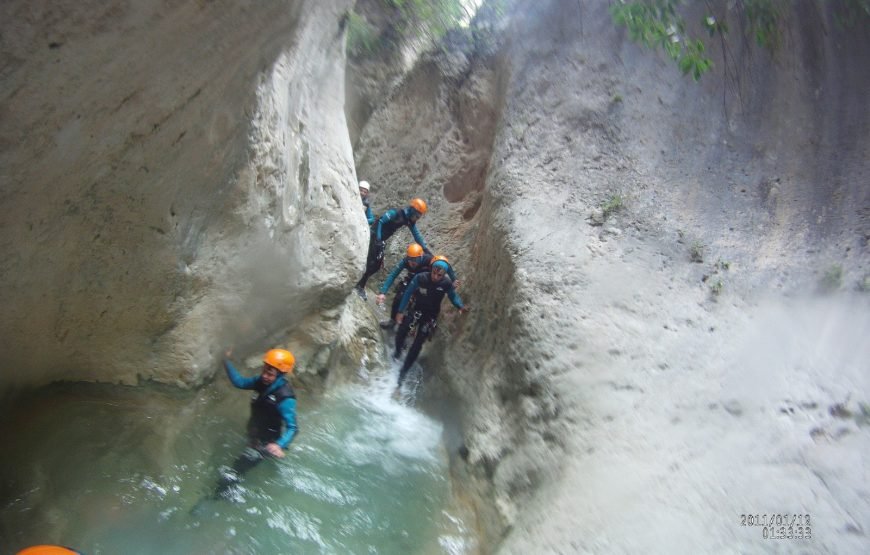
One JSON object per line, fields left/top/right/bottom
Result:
{"left": 397, "top": 273, "right": 422, "bottom": 314}
{"left": 224, "top": 359, "right": 258, "bottom": 389}
{"left": 446, "top": 265, "right": 457, "bottom": 282}
{"left": 377, "top": 210, "right": 397, "bottom": 242}
{"left": 409, "top": 223, "right": 430, "bottom": 253}
{"left": 380, "top": 259, "right": 406, "bottom": 294}
{"left": 366, "top": 204, "right": 375, "bottom": 225}
{"left": 274, "top": 398, "right": 298, "bottom": 449}
{"left": 446, "top": 284, "right": 465, "bottom": 309}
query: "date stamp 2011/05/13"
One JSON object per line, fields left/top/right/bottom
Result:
{"left": 740, "top": 514, "right": 812, "bottom": 540}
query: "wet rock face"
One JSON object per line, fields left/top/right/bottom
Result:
{"left": 2, "top": 0, "right": 867, "bottom": 550}
{"left": 0, "top": 0, "right": 364, "bottom": 389}
{"left": 353, "top": 0, "right": 870, "bottom": 551}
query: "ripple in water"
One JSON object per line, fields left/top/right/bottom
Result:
{"left": 0, "top": 367, "right": 477, "bottom": 554}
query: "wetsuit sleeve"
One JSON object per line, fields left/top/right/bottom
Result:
{"left": 408, "top": 223, "right": 430, "bottom": 253}
{"left": 376, "top": 209, "right": 397, "bottom": 242}
{"left": 398, "top": 273, "right": 422, "bottom": 313}
{"left": 224, "top": 359, "right": 259, "bottom": 389}
{"left": 380, "top": 258, "right": 406, "bottom": 294}
{"left": 275, "top": 397, "right": 298, "bottom": 448}
{"left": 366, "top": 204, "right": 375, "bottom": 225}
{"left": 446, "top": 265, "right": 457, "bottom": 281}
{"left": 446, "top": 284, "right": 464, "bottom": 309}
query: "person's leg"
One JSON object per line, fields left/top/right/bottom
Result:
{"left": 355, "top": 236, "right": 375, "bottom": 289}
{"left": 213, "top": 446, "right": 265, "bottom": 499}
{"left": 356, "top": 233, "right": 384, "bottom": 291}
{"left": 394, "top": 313, "right": 413, "bottom": 358}
{"left": 398, "top": 324, "right": 429, "bottom": 386}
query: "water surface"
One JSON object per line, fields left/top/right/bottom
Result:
{"left": 0, "top": 367, "right": 476, "bottom": 554}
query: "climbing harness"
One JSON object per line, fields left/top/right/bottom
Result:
{"left": 408, "top": 310, "right": 423, "bottom": 336}
{"left": 409, "top": 312, "right": 437, "bottom": 340}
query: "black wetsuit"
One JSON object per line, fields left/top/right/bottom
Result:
{"left": 355, "top": 207, "right": 429, "bottom": 290}
{"left": 380, "top": 253, "right": 433, "bottom": 319}
{"left": 362, "top": 195, "right": 375, "bottom": 225}
{"left": 394, "top": 271, "right": 463, "bottom": 385}
{"left": 214, "top": 361, "right": 297, "bottom": 498}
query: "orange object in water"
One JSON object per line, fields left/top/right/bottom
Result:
{"left": 16, "top": 547, "right": 82, "bottom": 555}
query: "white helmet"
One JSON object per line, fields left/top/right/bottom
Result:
{"left": 359, "top": 180, "right": 371, "bottom": 191}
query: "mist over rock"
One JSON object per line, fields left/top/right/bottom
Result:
{"left": 0, "top": 0, "right": 367, "bottom": 388}
{"left": 351, "top": 0, "right": 869, "bottom": 552}
{"left": 1, "top": 0, "right": 868, "bottom": 553}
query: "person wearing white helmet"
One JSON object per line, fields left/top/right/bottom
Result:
{"left": 359, "top": 180, "right": 375, "bottom": 226}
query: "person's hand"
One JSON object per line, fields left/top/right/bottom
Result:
{"left": 396, "top": 313, "right": 404, "bottom": 324}
{"left": 265, "top": 443, "right": 285, "bottom": 458}
{"left": 459, "top": 306, "right": 471, "bottom": 314}
{"left": 376, "top": 293, "right": 386, "bottom": 304}
{"left": 225, "top": 348, "right": 233, "bottom": 358}
{"left": 453, "top": 279, "right": 462, "bottom": 290}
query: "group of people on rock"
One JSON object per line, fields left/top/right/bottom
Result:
{"left": 18, "top": 180, "right": 475, "bottom": 530}
{"left": 201, "top": 179, "right": 468, "bottom": 502}
{"left": 354, "top": 179, "right": 469, "bottom": 388}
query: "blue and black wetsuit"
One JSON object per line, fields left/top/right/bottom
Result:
{"left": 394, "top": 271, "right": 463, "bottom": 385}
{"left": 381, "top": 254, "right": 457, "bottom": 320}
{"left": 362, "top": 195, "right": 375, "bottom": 226}
{"left": 216, "top": 359, "right": 298, "bottom": 496}
{"left": 224, "top": 359, "right": 298, "bottom": 449}
{"left": 356, "top": 207, "right": 430, "bottom": 289}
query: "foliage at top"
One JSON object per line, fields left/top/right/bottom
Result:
{"left": 388, "top": 0, "right": 474, "bottom": 45}
{"left": 346, "top": 10, "right": 381, "bottom": 57}
{"left": 610, "top": 0, "right": 869, "bottom": 81}
{"left": 610, "top": 0, "right": 713, "bottom": 80}
{"left": 346, "top": 0, "right": 503, "bottom": 59}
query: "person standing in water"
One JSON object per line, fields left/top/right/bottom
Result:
{"left": 215, "top": 348, "right": 298, "bottom": 497}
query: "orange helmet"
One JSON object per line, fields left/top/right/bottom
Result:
{"left": 406, "top": 243, "right": 424, "bottom": 258}
{"left": 16, "top": 548, "right": 82, "bottom": 555}
{"left": 432, "top": 254, "right": 449, "bottom": 265}
{"left": 263, "top": 349, "right": 295, "bottom": 373}
{"left": 409, "top": 198, "right": 427, "bottom": 215}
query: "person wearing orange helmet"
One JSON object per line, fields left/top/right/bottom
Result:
{"left": 214, "top": 348, "right": 298, "bottom": 498}
{"left": 354, "top": 198, "right": 431, "bottom": 300}
{"left": 429, "top": 254, "right": 461, "bottom": 288}
{"left": 376, "top": 246, "right": 457, "bottom": 330}
{"left": 393, "top": 260, "right": 468, "bottom": 387}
